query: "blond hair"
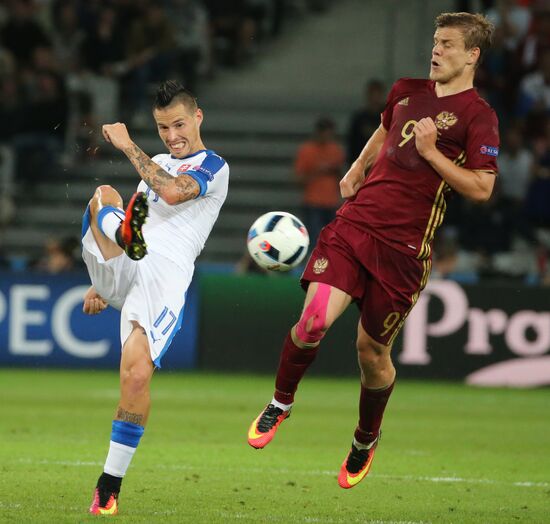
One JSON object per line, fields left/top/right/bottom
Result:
{"left": 435, "top": 12, "right": 495, "bottom": 65}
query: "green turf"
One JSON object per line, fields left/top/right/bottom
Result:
{"left": 0, "top": 369, "right": 549, "bottom": 523}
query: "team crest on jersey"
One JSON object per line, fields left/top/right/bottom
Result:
{"left": 177, "top": 163, "right": 192, "bottom": 174}
{"left": 435, "top": 111, "right": 458, "bottom": 130}
{"left": 312, "top": 257, "right": 329, "bottom": 274}
{"left": 397, "top": 97, "right": 409, "bottom": 106}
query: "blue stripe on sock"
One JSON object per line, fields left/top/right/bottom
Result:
{"left": 97, "top": 206, "right": 124, "bottom": 237}
{"left": 111, "top": 420, "right": 144, "bottom": 448}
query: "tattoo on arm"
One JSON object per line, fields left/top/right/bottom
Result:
{"left": 125, "top": 144, "right": 199, "bottom": 203}
{"left": 116, "top": 407, "right": 144, "bottom": 425}
{"left": 126, "top": 144, "right": 172, "bottom": 194}
{"left": 174, "top": 174, "right": 200, "bottom": 202}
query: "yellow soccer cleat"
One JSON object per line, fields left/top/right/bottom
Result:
{"left": 248, "top": 404, "right": 291, "bottom": 449}
{"left": 89, "top": 487, "right": 119, "bottom": 516}
{"left": 337, "top": 435, "right": 380, "bottom": 489}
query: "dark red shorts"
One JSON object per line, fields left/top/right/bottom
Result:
{"left": 301, "top": 218, "right": 431, "bottom": 345}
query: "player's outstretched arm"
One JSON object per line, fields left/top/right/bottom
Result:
{"left": 102, "top": 123, "right": 200, "bottom": 205}
{"left": 340, "top": 124, "right": 387, "bottom": 198}
{"left": 413, "top": 117, "right": 495, "bottom": 202}
{"left": 83, "top": 286, "right": 108, "bottom": 315}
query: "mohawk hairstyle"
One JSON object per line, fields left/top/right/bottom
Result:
{"left": 153, "top": 80, "right": 198, "bottom": 111}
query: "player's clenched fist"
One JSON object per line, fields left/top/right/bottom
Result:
{"left": 102, "top": 122, "right": 133, "bottom": 151}
{"left": 413, "top": 117, "right": 438, "bottom": 160}
{"left": 83, "top": 286, "right": 108, "bottom": 315}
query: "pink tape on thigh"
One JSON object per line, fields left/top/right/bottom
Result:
{"left": 295, "top": 283, "right": 332, "bottom": 343}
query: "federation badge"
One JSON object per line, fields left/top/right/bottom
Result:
{"left": 435, "top": 111, "right": 458, "bottom": 130}
{"left": 177, "top": 163, "right": 191, "bottom": 174}
{"left": 313, "top": 257, "right": 329, "bottom": 274}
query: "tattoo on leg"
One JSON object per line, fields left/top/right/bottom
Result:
{"left": 116, "top": 407, "right": 143, "bottom": 425}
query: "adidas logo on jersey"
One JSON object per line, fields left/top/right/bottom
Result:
{"left": 397, "top": 97, "right": 409, "bottom": 106}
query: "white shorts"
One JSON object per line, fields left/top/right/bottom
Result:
{"left": 82, "top": 226, "right": 194, "bottom": 367}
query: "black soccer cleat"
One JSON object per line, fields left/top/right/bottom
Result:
{"left": 119, "top": 192, "right": 148, "bottom": 260}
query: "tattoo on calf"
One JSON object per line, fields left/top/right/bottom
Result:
{"left": 116, "top": 407, "right": 144, "bottom": 425}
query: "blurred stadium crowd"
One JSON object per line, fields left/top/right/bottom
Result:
{"left": 0, "top": 0, "right": 329, "bottom": 270}
{"left": 0, "top": 0, "right": 549, "bottom": 285}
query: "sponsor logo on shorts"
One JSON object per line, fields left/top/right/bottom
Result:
{"left": 313, "top": 257, "right": 329, "bottom": 274}
{"left": 435, "top": 111, "right": 458, "bottom": 130}
{"left": 480, "top": 145, "right": 499, "bottom": 157}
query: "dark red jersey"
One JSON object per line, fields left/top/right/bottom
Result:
{"left": 337, "top": 78, "right": 500, "bottom": 259}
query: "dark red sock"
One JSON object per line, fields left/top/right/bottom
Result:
{"left": 274, "top": 332, "right": 319, "bottom": 404}
{"left": 354, "top": 381, "right": 395, "bottom": 445}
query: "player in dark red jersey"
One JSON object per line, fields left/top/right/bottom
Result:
{"left": 247, "top": 12, "right": 499, "bottom": 488}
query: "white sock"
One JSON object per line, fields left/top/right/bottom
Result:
{"left": 103, "top": 441, "right": 137, "bottom": 477}
{"left": 97, "top": 207, "right": 124, "bottom": 244}
{"left": 271, "top": 397, "right": 292, "bottom": 411}
{"left": 353, "top": 436, "right": 377, "bottom": 451}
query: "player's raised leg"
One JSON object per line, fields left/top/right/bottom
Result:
{"left": 338, "top": 322, "right": 395, "bottom": 489}
{"left": 88, "top": 185, "right": 148, "bottom": 261}
{"left": 248, "top": 282, "right": 352, "bottom": 449}
{"left": 90, "top": 323, "right": 154, "bottom": 515}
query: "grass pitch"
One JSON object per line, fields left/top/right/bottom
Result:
{"left": 0, "top": 369, "right": 549, "bottom": 523}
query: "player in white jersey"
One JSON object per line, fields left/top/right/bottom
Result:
{"left": 81, "top": 80, "right": 229, "bottom": 516}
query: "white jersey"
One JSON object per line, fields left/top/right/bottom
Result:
{"left": 81, "top": 148, "right": 228, "bottom": 365}
{"left": 137, "top": 149, "right": 229, "bottom": 271}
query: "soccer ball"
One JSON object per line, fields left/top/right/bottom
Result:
{"left": 247, "top": 211, "right": 309, "bottom": 272}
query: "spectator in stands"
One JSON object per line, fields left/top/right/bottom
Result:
{"left": 50, "top": 0, "right": 85, "bottom": 75}
{"left": 167, "top": 0, "right": 212, "bottom": 93}
{"left": 525, "top": 121, "right": 550, "bottom": 232}
{"left": 498, "top": 124, "right": 534, "bottom": 208}
{"left": 459, "top": 194, "right": 516, "bottom": 269}
{"left": 204, "top": 0, "right": 261, "bottom": 68}
{"left": 78, "top": 4, "right": 127, "bottom": 124}
{"left": 294, "top": 116, "right": 345, "bottom": 246}
{"left": 81, "top": 5, "right": 127, "bottom": 78}
{"left": 13, "top": 68, "right": 68, "bottom": 184}
{"left": 432, "top": 230, "right": 482, "bottom": 280}
{"left": 33, "top": 236, "right": 80, "bottom": 273}
{"left": 476, "top": 25, "right": 517, "bottom": 123}
{"left": 517, "top": 47, "right": 550, "bottom": 133}
{"left": 0, "top": 0, "right": 51, "bottom": 67}
{"left": 517, "top": 1, "right": 550, "bottom": 75}
{"left": 486, "top": 0, "right": 531, "bottom": 53}
{"left": 124, "top": 2, "right": 176, "bottom": 125}
{"left": 523, "top": 127, "right": 550, "bottom": 282}
{"left": 346, "top": 79, "right": 386, "bottom": 166}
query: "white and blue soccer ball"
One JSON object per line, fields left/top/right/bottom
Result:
{"left": 247, "top": 211, "right": 309, "bottom": 272}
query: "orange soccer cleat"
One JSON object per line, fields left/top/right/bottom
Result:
{"left": 89, "top": 487, "right": 119, "bottom": 516}
{"left": 337, "top": 435, "right": 380, "bottom": 489}
{"left": 120, "top": 191, "right": 148, "bottom": 260}
{"left": 247, "top": 404, "right": 291, "bottom": 449}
